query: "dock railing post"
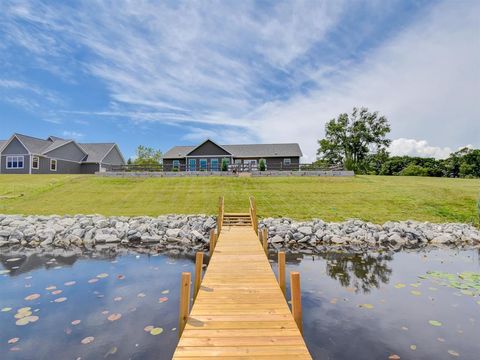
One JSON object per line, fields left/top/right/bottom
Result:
{"left": 178, "top": 272, "right": 191, "bottom": 338}
{"left": 278, "top": 251, "right": 286, "bottom": 297}
{"left": 209, "top": 229, "right": 216, "bottom": 256}
{"left": 262, "top": 227, "right": 268, "bottom": 255}
{"left": 290, "top": 271, "right": 303, "bottom": 334}
{"left": 193, "top": 252, "right": 204, "bottom": 300}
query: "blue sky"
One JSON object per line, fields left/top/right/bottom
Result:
{"left": 0, "top": 0, "right": 479, "bottom": 160}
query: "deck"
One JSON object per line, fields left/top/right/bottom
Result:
{"left": 173, "top": 216, "right": 312, "bottom": 358}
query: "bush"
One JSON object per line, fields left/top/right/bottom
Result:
{"left": 400, "top": 164, "right": 429, "bottom": 176}
{"left": 259, "top": 159, "right": 266, "bottom": 171}
{"left": 221, "top": 158, "right": 229, "bottom": 171}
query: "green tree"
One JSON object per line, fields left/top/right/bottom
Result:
{"left": 133, "top": 145, "right": 162, "bottom": 166}
{"left": 317, "top": 107, "right": 391, "bottom": 172}
{"left": 221, "top": 158, "right": 229, "bottom": 171}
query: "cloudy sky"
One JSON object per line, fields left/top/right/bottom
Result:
{"left": 0, "top": 0, "right": 478, "bottom": 160}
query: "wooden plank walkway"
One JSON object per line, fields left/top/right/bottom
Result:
{"left": 173, "top": 224, "right": 312, "bottom": 359}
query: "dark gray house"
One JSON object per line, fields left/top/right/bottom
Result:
{"left": 0, "top": 133, "right": 125, "bottom": 174}
{"left": 163, "top": 139, "right": 302, "bottom": 171}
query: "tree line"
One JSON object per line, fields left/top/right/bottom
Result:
{"left": 316, "top": 107, "right": 479, "bottom": 178}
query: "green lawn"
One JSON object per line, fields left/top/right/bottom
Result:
{"left": 0, "top": 175, "right": 479, "bottom": 224}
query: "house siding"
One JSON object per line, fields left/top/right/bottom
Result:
{"left": 102, "top": 146, "right": 125, "bottom": 165}
{"left": 44, "top": 142, "right": 86, "bottom": 162}
{"left": 31, "top": 156, "right": 81, "bottom": 174}
{"left": 187, "top": 140, "right": 231, "bottom": 157}
{"left": 1, "top": 155, "right": 30, "bottom": 174}
{"left": 1, "top": 138, "right": 30, "bottom": 174}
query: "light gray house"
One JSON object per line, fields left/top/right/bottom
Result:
{"left": 163, "top": 139, "right": 303, "bottom": 171}
{"left": 0, "top": 133, "right": 125, "bottom": 174}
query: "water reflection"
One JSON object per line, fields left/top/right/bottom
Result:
{"left": 320, "top": 251, "right": 393, "bottom": 293}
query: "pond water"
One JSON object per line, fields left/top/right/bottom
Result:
{"left": 1, "top": 248, "right": 479, "bottom": 359}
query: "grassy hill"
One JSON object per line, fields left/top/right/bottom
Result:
{"left": 0, "top": 175, "right": 479, "bottom": 225}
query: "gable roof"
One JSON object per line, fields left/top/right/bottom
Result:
{"left": 0, "top": 140, "right": 6, "bottom": 152}
{"left": 14, "top": 133, "right": 53, "bottom": 154}
{"left": 78, "top": 143, "right": 117, "bottom": 163}
{"left": 164, "top": 141, "right": 303, "bottom": 159}
{"left": 185, "top": 139, "right": 232, "bottom": 156}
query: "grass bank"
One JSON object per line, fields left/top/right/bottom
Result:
{"left": 0, "top": 175, "right": 478, "bottom": 224}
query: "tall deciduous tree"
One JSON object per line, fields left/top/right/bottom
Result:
{"left": 317, "top": 107, "right": 391, "bottom": 171}
{"left": 134, "top": 145, "right": 162, "bottom": 166}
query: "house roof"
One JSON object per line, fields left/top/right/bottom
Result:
{"left": 1, "top": 133, "right": 123, "bottom": 164}
{"left": 164, "top": 141, "right": 303, "bottom": 159}
{"left": 78, "top": 143, "right": 116, "bottom": 163}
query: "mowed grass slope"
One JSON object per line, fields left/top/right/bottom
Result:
{"left": 0, "top": 175, "right": 479, "bottom": 224}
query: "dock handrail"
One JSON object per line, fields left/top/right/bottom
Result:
{"left": 249, "top": 195, "right": 258, "bottom": 233}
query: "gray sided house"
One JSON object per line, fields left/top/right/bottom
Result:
{"left": 0, "top": 133, "right": 125, "bottom": 174}
{"left": 163, "top": 139, "right": 303, "bottom": 171}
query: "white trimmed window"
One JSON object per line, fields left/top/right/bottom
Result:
{"left": 6, "top": 156, "right": 24, "bottom": 169}
{"left": 283, "top": 158, "right": 292, "bottom": 165}
{"left": 50, "top": 159, "right": 57, "bottom": 172}
{"left": 172, "top": 160, "right": 180, "bottom": 170}
{"left": 32, "top": 156, "right": 39, "bottom": 170}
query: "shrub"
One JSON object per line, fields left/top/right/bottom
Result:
{"left": 259, "top": 159, "right": 266, "bottom": 171}
{"left": 400, "top": 164, "right": 428, "bottom": 176}
{"left": 221, "top": 159, "right": 229, "bottom": 171}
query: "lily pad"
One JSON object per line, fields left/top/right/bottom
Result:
{"left": 161, "top": 290, "right": 169, "bottom": 294}
{"left": 81, "top": 336, "right": 94, "bottom": 345}
{"left": 71, "top": 320, "right": 81, "bottom": 325}
{"left": 388, "top": 355, "right": 400, "bottom": 360}
{"left": 137, "top": 293, "right": 146, "bottom": 298}
{"left": 54, "top": 297, "right": 67, "bottom": 303}
{"left": 107, "top": 313, "right": 122, "bottom": 322}
{"left": 8, "top": 338, "right": 20, "bottom": 344}
{"left": 45, "top": 286, "right": 56, "bottom": 291}
{"left": 88, "top": 278, "right": 99, "bottom": 284}
{"left": 24, "top": 294, "right": 40, "bottom": 301}
{"left": 158, "top": 297, "right": 168, "bottom": 303}
{"left": 15, "top": 311, "right": 32, "bottom": 319}
{"left": 394, "top": 283, "right": 406, "bottom": 289}
{"left": 150, "top": 327, "right": 163, "bottom": 335}
{"left": 447, "top": 350, "right": 459, "bottom": 357}
{"left": 97, "top": 273, "right": 109, "bottom": 279}
{"left": 410, "top": 345, "right": 417, "bottom": 351}
{"left": 114, "top": 297, "right": 123, "bottom": 302}
{"left": 359, "top": 303, "right": 374, "bottom": 309}
{"left": 15, "top": 315, "right": 38, "bottom": 326}
{"left": 429, "top": 320, "right": 442, "bottom": 327}
{"left": 144, "top": 325, "right": 154, "bottom": 332}
{"left": 64, "top": 281, "right": 76, "bottom": 286}
{"left": 410, "top": 290, "right": 421, "bottom": 296}
{"left": 1, "top": 307, "right": 12, "bottom": 312}
{"left": 51, "top": 290, "right": 63, "bottom": 295}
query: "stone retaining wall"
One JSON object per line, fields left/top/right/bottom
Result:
{"left": 96, "top": 170, "right": 354, "bottom": 177}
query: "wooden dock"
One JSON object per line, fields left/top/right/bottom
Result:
{"left": 173, "top": 198, "right": 312, "bottom": 359}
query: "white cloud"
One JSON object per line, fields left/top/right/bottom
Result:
{"left": 389, "top": 138, "right": 453, "bottom": 159}
{"left": 62, "top": 130, "right": 84, "bottom": 139}
{"left": 250, "top": 0, "right": 480, "bottom": 160}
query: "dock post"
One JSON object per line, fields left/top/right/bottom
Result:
{"left": 193, "top": 252, "right": 204, "bottom": 300}
{"left": 262, "top": 228, "right": 268, "bottom": 255}
{"left": 290, "top": 271, "right": 303, "bottom": 334}
{"left": 278, "top": 251, "right": 286, "bottom": 297}
{"left": 209, "top": 229, "right": 216, "bottom": 256}
{"left": 178, "top": 272, "right": 191, "bottom": 338}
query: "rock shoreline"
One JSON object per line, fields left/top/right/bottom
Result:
{"left": 260, "top": 218, "right": 480, "bottom": 253}
{"left": 0, "top": 214, "right": 479, "bottom": 255}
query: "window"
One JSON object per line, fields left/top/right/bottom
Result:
{"left": 199, "top": 159, "right": 207, "bottom": 171}
{"left": 211, "top": 159, "right": 219, "bottom": 171}
{"left": 188, "top": 159, "right": 196, "bottom": 171}
{"left": 50, "top": 159, "right": 57, "bottom": 172}
{"left": 172, "top": 160, "right": 180, "bottom": 170}
{"left": 6, "top": 156, "right": 24, "bottom": 169}
{"left": 32, "top": 156, "right": 39, "bottom": 170}
{"left": 283, "top": 158, "right": 292, "bottom": 165}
